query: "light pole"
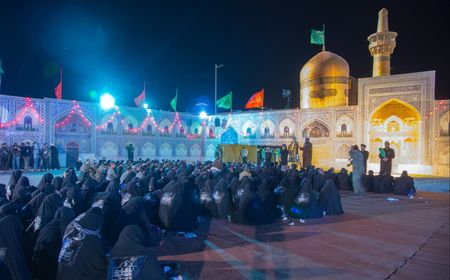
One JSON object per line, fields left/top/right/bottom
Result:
{"left": 214, "top": 64, "right": 224, "bottom": 115}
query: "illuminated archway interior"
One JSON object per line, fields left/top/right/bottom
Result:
{"left": 369, "top": 99, "right": 421, "bottom": 172}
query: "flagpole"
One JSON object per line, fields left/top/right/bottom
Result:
{"left": 322, "top": 24, "right": 326, "bottom": 51}
{"left": 214, "top": 65, "right": 217, "bottom": 115}
{"left": 214, "top": 64, "right": 224, "bottom": 115}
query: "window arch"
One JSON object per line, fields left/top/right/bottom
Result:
{"left": 302, "top": 120, "right": 330, "bottom": 138}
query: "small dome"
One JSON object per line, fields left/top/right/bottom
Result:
{"left": 300, "top": 51, "right": 349, "bottom": 82}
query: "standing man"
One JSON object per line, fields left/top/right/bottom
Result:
{"left": 33, "top": 142, "right": 40, "bottom": 170}
{"left": 349, "top": 145, "right": 365, "bottom": 193}
{"left": 41, "top": 143, "right": 50, "bottom": 170}
{"left": 23, "top": 142, "right": 32, "bottom": 170}
{"left": 19, "top": 142, "right": 25, "bottom": 169}
{"left": 12, "top": 144, "right": 21, "bottom": 170}
{"left": 289, "top": 139, "right": 299, "bottom": 162}
{"left": 361, "top": 144, "right": 369, "bottom": 174}
{"left": 265, "top": 147, "right": 273, "bottom": 164}
{"left": 300, "top": 137, "right": 313, "bottom": 168}
{"left": 50, "top": 144, "right": 60, "bottom": 170}
{"left": 214, "top": 145, "right": 221, "bottom": 161}
{"left": 0, "top": 143, "right": 9, "bottom": 171}
{"left": 127, "top": 143, "right": 135, "bottom": 162}
{"left": 379, "top": 141, "right": 395, "bottom": 175}
{"left": 240, "top": 146, "right": 248, "bottom": 164}
{"left": 280, "top": 144, "right": 289, "bottom": 166}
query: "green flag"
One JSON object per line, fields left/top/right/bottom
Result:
{"left": 310, "top": 29, "right": 324, "bottom": 45}
{"left": 170, "top": 88, "right": 177, "bottom": 111}
{"left": 216, "top": 91, "right": 232, "bottom": 110}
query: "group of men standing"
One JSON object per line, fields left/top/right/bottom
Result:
{"left": 240, "top": 137, "right": 313, "bottom": 168}
{"left": 0, "top": 142, "right": 60, "bottom": 171}
{"left": 239, "top": 138, "right": 395, "bottom": 177}
{"left": 349, "top": 141, "right": 395, "bottom": 193}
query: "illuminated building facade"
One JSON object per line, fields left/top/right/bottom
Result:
{"left": 0, "top": 9, "right": 448, "bottom": 176}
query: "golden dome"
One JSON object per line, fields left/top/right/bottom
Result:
{"left": 300, "top": 51, "right": 349, "bottom": 82}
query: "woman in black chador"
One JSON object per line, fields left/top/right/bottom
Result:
{"left": 0, "top": 215, "right": 33, "bottom": 280}
{"left": 198, "top": 176, "right": 219, "bottom": 218}
{"left": 159, "top": 180, "right": 198, "bottom": 231}
{"left": 24, "top": 183, "right": 55, "bottom": 223}
{"left": 213, "top": 178, "right": 233, "bottom": 219}
{"left": 7, "top": 170, "right": 22, "bottom": 196}
{"left": 257, "top": 176, "right": 277, "bottom": 223}
{"left": 11, "top": 176, "right": 32, "bottom": 206}
{"left": 393, "top": 171, "right": 416, "bottom": 195}
{"left": 34, "top": 193, "right": 63, "bottom": 234}
{"left": 373, "top": 174, "right": 394, "bottom": 193}
{"left": 57, "top": 207, "right": 107, "bottom": 280}
{"left": 32, "top": 206, "right": 75, "bottom": 280}
{"left": 290, "top": 176, "right": 323, "bottom": 220}
{"left": 108, "top": 225, "right": 165, "bottom": 280}
{"left": 32, "top": 173, "right": 54, "bottom": 197}
{"left": 337, "top": 168, "right": 352, "bottom": 191}
{"left": 231, "top": 180, "right": 266, "bottom": 225}
{"left": 113, "top": 181, "right": 160, "bottom": 245}
{"left": 50, "top": 145, "right": 60, "bottom": 170}
{"left": 319, "top": 179, "right": 344, "bottom": 215}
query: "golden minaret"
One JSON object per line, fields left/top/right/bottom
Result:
{"left": 368, "top": 8, "right": 398, "bottom": 76}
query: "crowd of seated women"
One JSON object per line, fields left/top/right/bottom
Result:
{"left": 0, "top": 158, "right": 414, "bottom": 279}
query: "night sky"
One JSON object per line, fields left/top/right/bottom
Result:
{"left": 0, "top": 0, "right": 448, "bottom": 112}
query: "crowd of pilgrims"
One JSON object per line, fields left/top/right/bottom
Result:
{"left": 0, "top": 158, "right": 416, "bottom": 280}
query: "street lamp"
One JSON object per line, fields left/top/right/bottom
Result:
{"left": 214, "top": 64, "right": 224, "bottom": 115}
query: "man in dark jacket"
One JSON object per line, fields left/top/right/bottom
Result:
{"left": 379, "top": 142, "right": 395, "bottom": 175}
{"left": 361, "top": 144, "right": 369, "bottom": 174}
{"left": 280, "top": 144, "right": 289, "bottom": 166}
{"left": 301, "top": 138, "right": 313, "bottom": 168}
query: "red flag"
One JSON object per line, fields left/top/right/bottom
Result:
{"left": 54, "top": 66, "right": 62, "bottom": 99}
{"left": 134, "top": 83, "right": 146, "bottom": 107}
{"left": 245, "top": 88, "right": 264, "bottom": 109}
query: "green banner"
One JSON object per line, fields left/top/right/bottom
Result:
{"left": 170, "top": 88, "right": 178, "bottom": 111}
{"left": 216, "top": 91, "right": 232, "bottom": 110}
{"left": 310, "top": 29, "right": 324, "bottom": 45}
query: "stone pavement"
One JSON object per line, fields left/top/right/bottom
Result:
{"left": 157, "top": 191, "right": 449, "bottom": 280}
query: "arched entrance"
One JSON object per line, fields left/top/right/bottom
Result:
{"left": 55, "top": 113, "right": 93, "bottom": 154}
{"left": 368, "top": 99, "right": 421, "bottom": 174}
{"left": 221, "top": 127, "right": 238, "bottom": 144}
{"left": 66, "top": 142, "right": 80, "bottom": 168}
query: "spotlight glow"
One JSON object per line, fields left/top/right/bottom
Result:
{"left": 143, "top": 103, "right": 149, "bottom": 109}
{"left": 100, "top": 93, "right": 116, "bottom": 110}
{"left": 199, "top": 111, "right": 207, "bottom": 119}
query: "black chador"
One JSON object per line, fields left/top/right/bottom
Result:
{"left": 213, "top": 178, "right": 233, "bottom": 219}
{"left": 0, "top": 215, "right": 32, "bottom": 280}
{"left": 57, "top": 207, "right": 107, "bottom": 280}
{"left": 32, "top": 206, "right": 75, "bottom": 280}
{"left": 231, "top": 180, "right": 266, "bottom": 225}
{"left": 159, "top": 181, "right": 198, "bottom": 231}
{"left": 108, "top": 225, "right": 165, "bottom": 280}
{"left": 319, "top": 179, "right": 344, "bottom": 215}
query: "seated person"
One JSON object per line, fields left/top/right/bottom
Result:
{"left": 373, "top": 174, "right": 394, "bottom": 193}
{"left": 393, "top": 170, "right": 416, "bottom": 196}
{"left": 107, "top": 225, "right": 165, "bottom": 280}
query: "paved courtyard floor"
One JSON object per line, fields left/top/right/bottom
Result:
{"left": 157, "top": 191, "right": 449, "bottom": 280}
